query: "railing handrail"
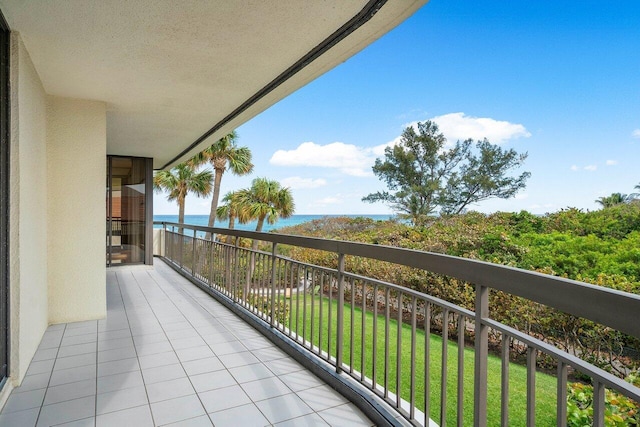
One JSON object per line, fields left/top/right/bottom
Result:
{"left": 158, "top": 220, "right": 640, "bottom": 425}
{"left": 156, "top": 220, "right": 640, "bottom": 340}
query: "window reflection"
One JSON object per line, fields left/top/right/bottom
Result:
{"left": 106, "top": 156, "right": 149, "bottom": 265}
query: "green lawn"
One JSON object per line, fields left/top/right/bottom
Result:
{"left": 278, "top": 291, "right": 557, "bottom": 426}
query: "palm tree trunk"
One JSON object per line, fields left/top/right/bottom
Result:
{"left": 248, "top": 215, "right": 266, "bottom": 290}
{"left": 205, "top": 170, "right": 224, "bottom": 239}
{"left": 178, "top": 197, "right": 185, "bottom": 225}
{"left": 252, "top": 216, "right": 265, "bottom": 251}
{"left": 224, "top": 214, "right": 236, "bottom": 286}
{"left": 178, "top": 196, "right": 185, "bottom": 264}
{"left": 225, "top": 215, "right": 235, "bottom": 244}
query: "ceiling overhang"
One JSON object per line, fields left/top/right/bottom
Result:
{"left": 0, "top": 0, "right": 427, "bottom": 169}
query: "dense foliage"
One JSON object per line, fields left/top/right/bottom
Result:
{"left": 189, "top": 131, "right": 254, "bottom": 229}
{"left": 567, "top": 372, "right": 640, "bottom": 426}
{"left": 276, "top": 202, "right": 640, "bottom": 376}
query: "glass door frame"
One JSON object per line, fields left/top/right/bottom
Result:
{"left": 106, "top": 156, "right": 153, "bottom": 266}
{"left": 0, "top": 7, "right": 10, "bottom": 389}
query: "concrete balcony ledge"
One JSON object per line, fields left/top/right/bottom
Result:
{"left": 0, "top": 261, "right": 374, "bottom": 426}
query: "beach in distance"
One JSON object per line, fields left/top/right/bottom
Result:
{"left": 153, "top": 214, "right": 394, "bottom": 233}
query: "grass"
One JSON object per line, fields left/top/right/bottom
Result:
{"left": 276, "top": 291, "right": 558, "bottom": 426}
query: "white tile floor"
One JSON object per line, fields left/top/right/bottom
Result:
{"left": 0, "top": 260, "right": 373, "bottom": 426}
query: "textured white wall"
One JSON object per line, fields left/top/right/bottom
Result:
{"left": 4, "top": 34, "right": 50, "bottom": 398}
{"left": 152, "top": 228, "right": 164, "bottom": 256}
{"left": 46, "top": 96, "right": 106, "bottom": 323}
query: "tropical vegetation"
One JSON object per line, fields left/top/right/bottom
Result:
{"left": 237, "top": 177, "right": 295, "bottom": 250}
{"left": 363, "top": 120, "right": 530, "bottom": 224}
{"left": 190, "top": 131, "right": 254, "bottom": 229}
{"left": 216, "top": 190, "right": 246, "bottom": 230}
{"left": 155, "top": 131, "right": 296, "bottom": 235}
{"left": 596, "top": 183, "right": 640, "bottom": 208}
{"left": 276, "top": 201, "right": 640, "bottom": 375}
{"left": 152, "top": 163, "right": 213, "bottom": 225}
{"left": 596, "top": 192, "right": 635, "bottom": 208}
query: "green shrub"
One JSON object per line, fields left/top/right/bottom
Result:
{"left": 567, "top": 373, "right": 640, "bottom": 426}
{"left": 275, "top": 210, "right": 640, "bottom": 376}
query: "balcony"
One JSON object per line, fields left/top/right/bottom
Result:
{"left": 2, "top": 221, "right": 638, "bottom": 427}
{"left": 0, "top": 261, "right": 374, "bottom": 427}
{"left": 153, "top": 222, "right": 640, "bottom": 426}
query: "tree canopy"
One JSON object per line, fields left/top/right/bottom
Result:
{"left": 236, "top": 177, "right": 295, "bottom": 250}
{"left": 595, "top": 193, "right": 634, "bottom": 208}
{"left": 189, "top": 131, "right": 254, "bottom": 229}
{"left": 363, "top": 121, "right": 530, "bottom": 224}
{"left": 595, "top": 183, "right": 640, "bottom": 208}
{"left": 238, "top": 178, "right": 295, "bottom": 231}
{"left": 153, "top": 163, "right": 213, "bottom": 225}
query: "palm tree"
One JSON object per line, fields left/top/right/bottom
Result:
{"left": 241, "top": 178, "right": 295, "bottom": 232}
{"left": 153, "top": 163, "right": 213, "bottom": 225}
{"left": 216, "top": 191, "right": 249, "bottom": 244}
{"left": 236, "top": 178, "right": 294, "bottom": 292}
{"left": 238, "top": 178, "right": 295, "bottom": 250}
{"left": 595, "top": 192, "right": 630, "bottom": 209}
{"left": 631, "top": 183, "right": 640, "bottom": 200}
{"left": 190, "top": 131, "right": 254, "bottom": 231}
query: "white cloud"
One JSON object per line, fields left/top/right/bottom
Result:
{"left": 514, "top": 193, "right": 529, "bottom": 200}
{"left": 373, "top": 112, "right": 531, "bottom": 157}
{"left": 270, "top": 112, "right": 531, "bottom": 179}
{"left": 570, "top": 165, "right": 579, "bottom": 171}
{"left": 429, "top": 112, "right": 531, "bottom": 144}
{"left": 605, "top": 160, "right": 618, "bottom": 166}
{"left": 632, "top": 129, "right": 640, "bottom": 138}
{"left": 280, "top": 176, "right": 327, "bottom": 189}
{"left": 270, "top": 142, "right": 374, "bottom": 177}
{"left": 584, "top": 165, "right": 597, "bottom": 171}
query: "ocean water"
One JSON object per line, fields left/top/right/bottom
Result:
{"left": 154, "top": 214, "right": 394, "bottom": 232}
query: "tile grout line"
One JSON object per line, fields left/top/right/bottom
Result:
{"left": 127, "top": 266, "right": 212, "bottom": 425}
{"left": 139, "top": 262, "right": 280, "bottom": 423}
{"left": 112, "top": 268, "right": 156, "bottom": 426}
{"left": 154, "top": 260, "right": 371, "bottom": 426}
{"left": 33, "top": 320, "right": 67, "bottom": 427}
{"left": 148, "top": 260, "right": 312, "bottom": 423}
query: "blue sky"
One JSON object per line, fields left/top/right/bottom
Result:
{"left": 155, "top": 0, "right": 640, "bottom": 216}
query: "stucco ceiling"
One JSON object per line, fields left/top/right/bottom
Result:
{"left": 0, "top": 0, "right": 426, "bottom": 169}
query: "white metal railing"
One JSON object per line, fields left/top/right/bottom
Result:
{"left": 156, "top": 221, "right": 640, "bottom": 427}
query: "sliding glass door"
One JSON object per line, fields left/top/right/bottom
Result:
{"left": 0, "top": 9, "right": 9, "bottom": 388}
{"left": 106, "top": 156, "right": 153, "bottom": 266}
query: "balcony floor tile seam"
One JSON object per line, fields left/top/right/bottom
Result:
{"left": 125, "top": 267, "right": 233, "bottom": 408}
{"left": 147, "top": 262, "right": 334, "bottom": 420}
{"left": 138, "top": 264, "right": 324, "bottom": 422}
{"left": 109, "top": 269, "right": 164, "bottom": 427}
{"left": 0, "top": 262, "right": 373, "bottom": 426}
{"left": 111, "top": 268, "right": 217, "bottom": 425}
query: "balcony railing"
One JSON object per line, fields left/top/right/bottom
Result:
{"left": 154, "top": 221, "right": 640, "bottom": 427}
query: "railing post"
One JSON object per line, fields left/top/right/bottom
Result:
{"left": 162, "top": 222, "right": 167, "bottom": 258}
{"left": 474, "top": 284, "right": 489, "bottom": 427}
{"left": 270, "top": 242, "right": 278, "bottom": 328}
{"left": 593, "top": 380, "right": 605, "bottom": 427}
{"left": 234, "top": 236, "right": 241, "bottom": 303}
{"left": 244, "top": 244, "right": 252, "bottom": 306}
{"left": 336, "top": 253, "right": 345, "bottom": 374}
{"left": 175, "top": 226, "right": 182, "bottom": 268}
{"left": 192, "top": 229, "right": 197, "bottom": 275}
{"left": 209, "top": 231, "right": 215, "bottom": 288}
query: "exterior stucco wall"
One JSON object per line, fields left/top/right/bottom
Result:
{"left": 153, "top": 228, "right": 164, "bottom": 257}
{"left": 46, "top": 97, "right": 106, "bottom": 323}
{"left": 3, "top": 34, "right": 50, "bottom": 400}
